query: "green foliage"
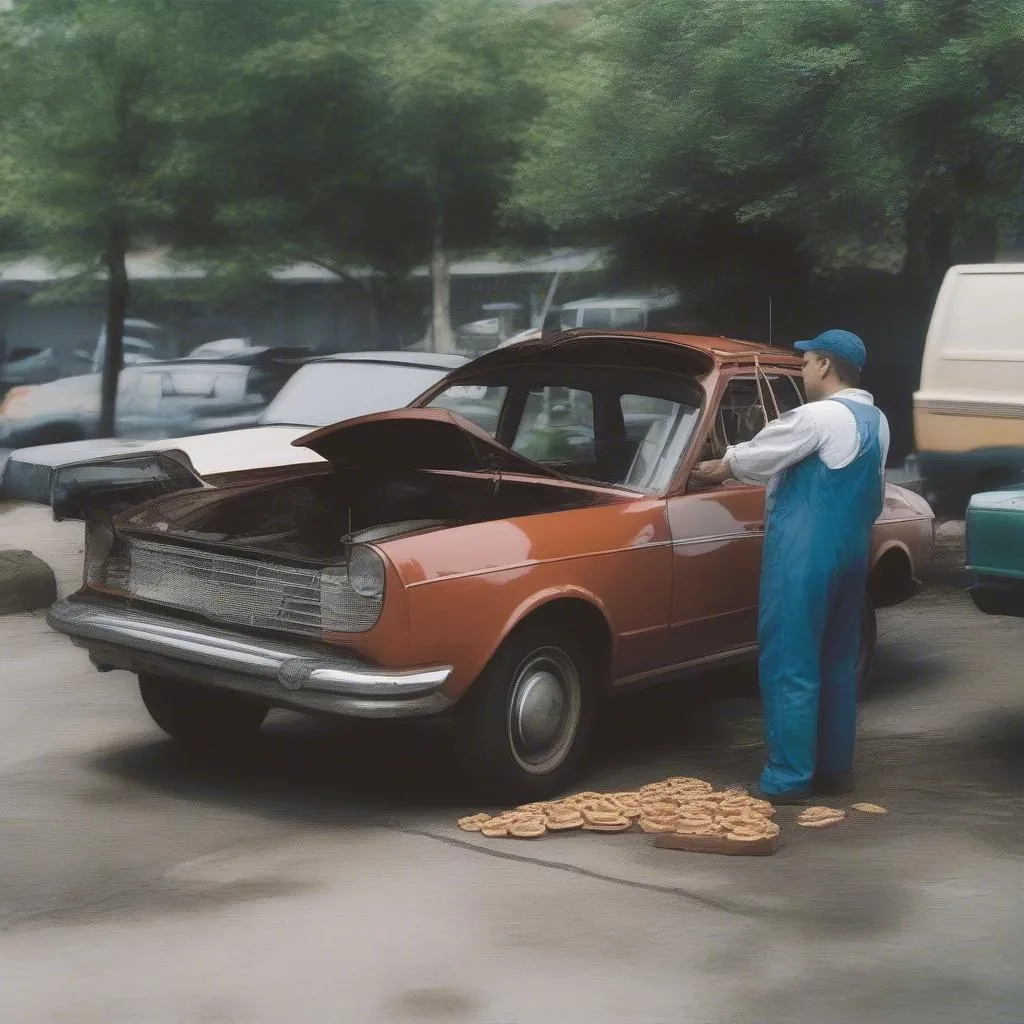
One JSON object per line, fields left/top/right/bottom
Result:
{"left": 0, "top": 0, "right": 185, "bottom": 267}
{"left": 179, "top": 0, "right": 563, "bottom": 276}
{"left": 510, "top": 0, "right": 1024, "bottom": 286}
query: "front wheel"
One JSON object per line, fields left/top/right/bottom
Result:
{"left": 138, "top": 674, "right": 269, "bottom": 749}
{"left": 455, "top": 623, "right": 598, "bottom": 803}
{"left": 855, "top": 602, "right": 878, "bottom": 699}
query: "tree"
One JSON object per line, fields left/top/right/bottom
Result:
{"left": 190, "top": 0, "right": 564, "bottom": 351}
{"left": 0, "top": 0, "right": 187, "bottom": 434}
{"left": 369, "top": 0, "right": 562, "bottom": 350}
{"left": 0, "top": 0, "right": 341, "bottom": 432}
{"left": 510, "top": 0, "right": 1024, "bottom": 303}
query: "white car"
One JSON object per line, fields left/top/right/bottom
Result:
{"left": 1, "top": 351, "right": 467, "bottom": 498}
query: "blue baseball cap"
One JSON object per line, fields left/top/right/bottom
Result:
{"left": 794, "top": 329, "right": 866, "bottom": 371}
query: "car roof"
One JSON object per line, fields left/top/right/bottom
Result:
{"left": 463, "top": 330, "right": 803, "bottom": 371}
{"left": 310, "top": 350, "right": 468, "bottom": 369}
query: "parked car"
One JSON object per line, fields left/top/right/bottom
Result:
{"left": 9, "top": 331, "right": 933, "bottom": 801}
{"left": 496, "top": 293, "right": 704, "bottom": 350}
{"left": 0, "top": 345, "right": 313, "bottom": 448}
{"left": 555, "top": 292, "right": 705, "bottom": 332}
{"left": 965, "top": 484, "right": 1024, "bottom": 618}
{"left": 456, "top": 303, "right": 526, "bottom": 353}
{"left": 184, "top": 337, "right": 254, "bottom": 360}
{"left": 0, "top": 346, "right": 92, "bottom": 401}
{"left": 914, "top": 263, "right": 1024, "bottom": 509}
{"left": 1, "top": 350, "right": 467, "bottom": 487}
{"left": 91, "top": 318, "right": 177, "bottom": 372}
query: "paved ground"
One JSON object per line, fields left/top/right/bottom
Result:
{"left": 1, "top": 511, "right": 1023, "bottom": 1023}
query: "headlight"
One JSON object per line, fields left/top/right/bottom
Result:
{"left": 348, "top": 545, "right": 385, "bottom": 599}
{"left": 320, "top": 544, "right": 386, "bottom": 633}
{"left": 83, "top": 521, "right": 130, "bottom": 592}
{"left": 0, "top": 385, "right": 34, "bottom": 421}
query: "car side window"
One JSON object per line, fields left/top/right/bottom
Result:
{"left": 620, "top": 394, "right": 693, "bottom": 491}
{"left": 701, "top": 373, "right": 804, "bottom": 461}
{"left": 770, "top": 375, "right": 804, "bottom": 413}
{"left": 716, "top": 378, "right": 767, "bottom": 446}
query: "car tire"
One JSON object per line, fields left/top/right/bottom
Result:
{"left": 138, "top": 674, "right": 269, "bottom": 749}
{"left": 455, "top": 621, "right": 598, "bottom": 803}
{"left": 855, "top": 602, "right": 877, "bottom": 699}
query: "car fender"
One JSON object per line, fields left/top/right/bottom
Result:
{"left": 499, "top": 583, "right": 614, "bottom": 657}
{"left": 451, "top": 583, "right": 614, "bottom": 702}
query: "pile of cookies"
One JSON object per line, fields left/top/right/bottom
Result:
{"left": 457, "top": 776, "right": 779, "bottom": 843}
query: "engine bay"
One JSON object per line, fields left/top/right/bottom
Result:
{"left": 118, "top": 468, "right": 616, "bottom": 561}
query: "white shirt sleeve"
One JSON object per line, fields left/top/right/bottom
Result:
{"left": 724, "top": 407, "right": 821, "bottom": 485}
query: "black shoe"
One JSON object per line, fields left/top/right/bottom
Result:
{"left": 733, "top": 782, "right": 808, "bottom": 806}
{"left": 812, "top": 772, "right": 855, "bottom": 797}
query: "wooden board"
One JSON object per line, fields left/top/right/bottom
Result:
{"left": 654, "top": 831, "right": 781, "bottom": 857}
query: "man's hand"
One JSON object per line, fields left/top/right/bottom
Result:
{"left": 691, "top": 458, "right": 734, "bottom": 485}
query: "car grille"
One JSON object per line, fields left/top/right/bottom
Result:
{"left": 125, "top": 538, "right": 329, "bottom": 636}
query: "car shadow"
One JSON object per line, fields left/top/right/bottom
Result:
{"left": 88, "top": 641, "right": 955, "bottom": 821}
{"left": 90, "top": 669, "right": 767, "bottom": 820}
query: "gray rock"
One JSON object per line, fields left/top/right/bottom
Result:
{"left": 0, "top": 549, "right": 57, "bottom": 615}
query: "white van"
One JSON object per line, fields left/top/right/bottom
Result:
{"left": 914, "top": 263, "right": 1024, "bottom": 505}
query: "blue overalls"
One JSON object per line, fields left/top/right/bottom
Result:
{"left": 757, "top": 397, "right": 884, "bottom": 796}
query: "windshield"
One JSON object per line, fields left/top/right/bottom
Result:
{"left": 261, "top": 360, "right": 450, "bottom": 428}
{"left": 424, "top": 368, "right": 703, "bottom": 493}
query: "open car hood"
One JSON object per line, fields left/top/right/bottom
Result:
{"left": 294, "top": 408, "right": 567, "bottom": 481}
{"left": 0, "top": 444, "right": 205, "bottom": 521}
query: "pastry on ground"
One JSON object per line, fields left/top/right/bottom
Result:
{"left": 638, "top": 815, "right": 680, "bottom": 834}
{"left": 583, "top": 819, "right": 633, "bottom": 832}
{"left": 509, "top": 817, "right": 546, "bottom": 839}
{"left": 457, "top": 813, "right": 492, "bottom": 832}
{"left": 544, "top": 807, "right": 585, "bottom": 831}
{"left": 581, "top": 806, "right": 631, "bottom": 831}
{"left": 797, "top": 806, "right": 846, "bottom": 829}
{"left": 850, "top": 802, "right": 888, "bottom": 814}
{"left": 481, "top": 820, "right": 511, "bottom": 838}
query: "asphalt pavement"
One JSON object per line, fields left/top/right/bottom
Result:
{"left": 1, "top": 514, "right": 1023, "bottom": 1023}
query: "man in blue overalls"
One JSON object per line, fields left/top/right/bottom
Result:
{"left": 693, "top": 330, "right": 889, "bottom": 803}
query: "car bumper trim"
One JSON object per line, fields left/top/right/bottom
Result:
{"left": 47, "top": 595, "right": 454, "bottom": 719}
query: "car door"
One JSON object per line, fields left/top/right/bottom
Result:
{"left": 663, "top": 370, "right": 803, "bottom": 668}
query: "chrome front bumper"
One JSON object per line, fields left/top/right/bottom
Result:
{"left": 48, "top": 596, "right": 454, "bottom": 719}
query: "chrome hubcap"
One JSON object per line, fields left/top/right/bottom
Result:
{"left": 507, "top": 647, "right": 581, "bottom": 775}
{"left": 513, "top": 669, "right": 564, "bottom": 750}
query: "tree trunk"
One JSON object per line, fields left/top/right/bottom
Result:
{"left": 98, "top": 221, "right": 129, "bottom": 438}
{"left": 900, "top": 184, "right": 953, "bottom": 304}
{"left": 429, "top": 220, "right": 455, "bottom": 354}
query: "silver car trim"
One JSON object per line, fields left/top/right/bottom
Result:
{"left": 48, "top": 596, "right": 454, "bottom": 719}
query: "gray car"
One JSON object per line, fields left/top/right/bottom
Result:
{"left": 0, "top": 346, "right": 312, "bottom": 448}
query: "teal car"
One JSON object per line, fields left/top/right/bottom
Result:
{"left": 966, "top": 486, "right": 1024, "bottom": 618}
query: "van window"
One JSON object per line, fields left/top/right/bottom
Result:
{"left": 579, "top": 307, "right": 614, "bottom": 328}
